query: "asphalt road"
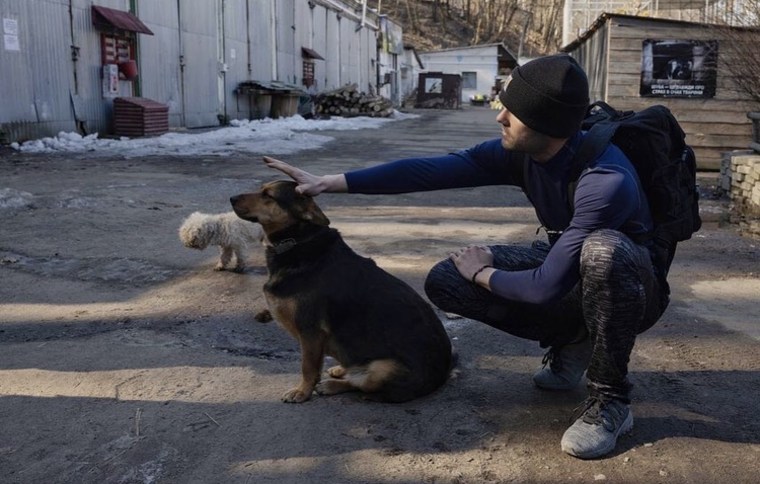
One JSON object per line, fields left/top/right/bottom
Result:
{"left": 1, "top": 106, "right": 758, "bottom": 483}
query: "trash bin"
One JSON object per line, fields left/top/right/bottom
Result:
{"left": 238, "top": 81, "right": 304, "bottom": 119}
{"left": 251, "top": 90, "right": 273, "bottom": 119}
{"left": 270, "top": 92, "right": 300, "bottom": 118}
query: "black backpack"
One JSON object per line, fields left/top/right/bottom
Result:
{"left": 512, "top": 101, "right": 702, "bottom": 275}
{"left": 568, "top": 101, "right": 702, "bottom": 272}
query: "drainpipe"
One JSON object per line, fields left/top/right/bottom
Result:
{"left": 270, "top": 3, "right": 278, "bottom": 79}
{"left": 219, "top": 0, "right": 228, "bottom": 123}
{"left": 177, "top": 0, "right": 186, "bottom": 126}
{"left": 246, "top": 0, "right": 252, "bottom": 78}
{"left": 68, "top": 0, "right": 79, "bottom": 94}
{"left": 68, "top": 0, "right": 86, "bottom": 134}
{"left": 129, "top": 0, "right": 141, "bottom": 97}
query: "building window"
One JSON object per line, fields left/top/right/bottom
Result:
{"left": 301, "top": 47, "right": 324, "bottom": 88}
{"left": 303, "top": 59, "right": 315, "bottom": 88}
{"left": 462, "top": 71, "right": 477, "bottom": 89}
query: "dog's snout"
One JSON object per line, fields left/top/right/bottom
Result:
{"left": 230, "top": 195, "right": 241, "bottom": 205}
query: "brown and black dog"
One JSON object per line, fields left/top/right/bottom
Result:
{"left": 230, "top": 180, "right": 453, "bottom": 403}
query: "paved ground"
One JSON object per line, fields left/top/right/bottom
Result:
{"left": 1, "top": 106, "right": 758, "bottom": 483}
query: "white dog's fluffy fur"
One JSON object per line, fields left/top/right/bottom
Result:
{"left": 179, "top": 211, "right": 264, "bottom": 272}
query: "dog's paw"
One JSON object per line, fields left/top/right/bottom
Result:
{"left": 327, "top": 365, "right": 347, "bottom": 378}
{"left": 213, "top": 264, "right": 225, "bottom": 271}
{"left": 282, "top": 387, "right": 312, "bottom": 403}
{"left": 254, "top": 309, "right": 273, "bottom": 323}
{"left": 315, "top": 379, "right": 352, "bottom": 396}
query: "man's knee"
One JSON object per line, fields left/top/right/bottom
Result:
{"left": 580, "top": 229, "right": 633, "bottom": 281}
{"left": 424, "top": 258, "right": 458, "bottom": 305}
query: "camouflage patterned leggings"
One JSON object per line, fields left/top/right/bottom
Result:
{"left": 424, "top": 229, "right": 668, "bottom": 401}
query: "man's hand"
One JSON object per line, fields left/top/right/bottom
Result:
{"left": 450, "top": 245, "right": 495, "bottom": 286}
{"left": 262, "top": 156, "right": 347, "bottom": 196}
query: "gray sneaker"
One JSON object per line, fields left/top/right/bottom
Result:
{"left": 561, "top": 396, "right": 633, "bottom": 459}
{"left": 533, "top": 336, "right": 592, "bottom": 390}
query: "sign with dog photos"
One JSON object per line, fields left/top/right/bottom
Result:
{"left": 639, "top": 39, "right": 718, "bottom": 98}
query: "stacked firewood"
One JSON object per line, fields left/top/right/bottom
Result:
{"left": 314, "top": 83, "right": 394, "bottom": 118}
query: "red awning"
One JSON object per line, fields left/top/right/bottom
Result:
{"left": 92, "top": 5, "right": 154, "bottom": 35}
{"left": 301, "top": 47, "right": 325, "bottom": 60}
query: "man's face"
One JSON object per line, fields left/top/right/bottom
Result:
{"left": 496, "top": 108, "right": 551, "bottom": 155}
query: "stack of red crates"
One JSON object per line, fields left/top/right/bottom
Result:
{"left": 113, "top": 97, "right": 169, "bottom": 137}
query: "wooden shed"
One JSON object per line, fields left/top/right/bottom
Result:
{"left": 562, "top": 13, "right": 760, "bottom": 170}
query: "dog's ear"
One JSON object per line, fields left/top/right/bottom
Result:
{"left": 296, "top": 196, "right": 330, "bottom": 226}
{"left": 271, "top": 180, "right": 331, "bottom": 226}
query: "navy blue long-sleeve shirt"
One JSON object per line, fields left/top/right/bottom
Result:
{"left": 344, "top": 132, "right": 653, "bottom": 305}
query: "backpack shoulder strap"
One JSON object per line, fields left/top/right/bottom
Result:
{"left": 567, "top": 121, "right": 619, "bottom": 211}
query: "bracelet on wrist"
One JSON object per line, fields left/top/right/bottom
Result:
{"left": 471, "top": 265, "right": 493, "bottom": 284}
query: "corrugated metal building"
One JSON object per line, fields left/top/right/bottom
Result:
{"left": 399, "top": 45, "right": 424, "bottom": 106}
{"left": 0, "top": 0, "right": 396, "bottom": 143}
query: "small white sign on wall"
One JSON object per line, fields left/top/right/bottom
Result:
{"left": 102, "top": 64, "right": 119, "bottom": 97}
{"left": 3, "top": 18, "right": 20, "bottom": 51}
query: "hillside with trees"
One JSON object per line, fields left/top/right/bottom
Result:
{"left": 366, "top": 0, "right": 564, "bottom": 56}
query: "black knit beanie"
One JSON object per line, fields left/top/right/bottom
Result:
{"left": 499, "top": 54, "right": 589, "bottom": 138}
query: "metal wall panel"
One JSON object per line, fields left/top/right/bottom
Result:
{"left": 224, "top": 0, "right": 251, "bottom": 121}
{"left": 310, "top": 5, "right": 328, "bottom": 93}
{"left": 178, "top": 0, "right": 221, "bottom": 127}
{"left": 28, "top": 0, "right": 75, "bottom": 129}
{"left": 361, "top": 25, "right": 376, "bottom": 94}
{"left": 324, "top": 9, "right": 341, "bottom": 89}
{"left": 135, "top": 0, "right": 183, "bottom": 127}
{"left": 70, "top": 0, "right": 105, "bottom": 134}
{"left": 248, "top": 0, "right": 274, "bottom": 82}
{"left": 274, "top": 0, "right": 295, "bottom": 83}
{"left": 292, "top": 0, "right": 312, "bottom": 88}
{"left": 0, "top": 0, "right": 76, "bottom": 140}
{"left": 0, "top": 0, "right": 37, "bottom": 125}
{"left": 340, "top": 17, "right": 357, "bottom": 88}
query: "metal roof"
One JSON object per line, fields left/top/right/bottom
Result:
{"left": 301, "top": 47, "right": 325, "bottom": 60}
{"left": 92, "top": 5, "right": 154, "bottom": 35}
{"left": 561, "top": 13, "right": 730, "bottom": 52}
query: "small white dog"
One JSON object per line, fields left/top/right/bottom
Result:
{"left": 179, "top": 211, "right": 264, "bottom": 272}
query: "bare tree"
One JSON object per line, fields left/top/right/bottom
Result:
{"left": 404, "top": 0, "right": 420, "bottom": 33}
{"left": 366, "top": 0, "right": 565, "bottom": 54}
{"left": 710, "top": 3, "right": 760, "bottom": 104}
{"left": 460, "top": 0, "right": 562, "bottom": 52}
